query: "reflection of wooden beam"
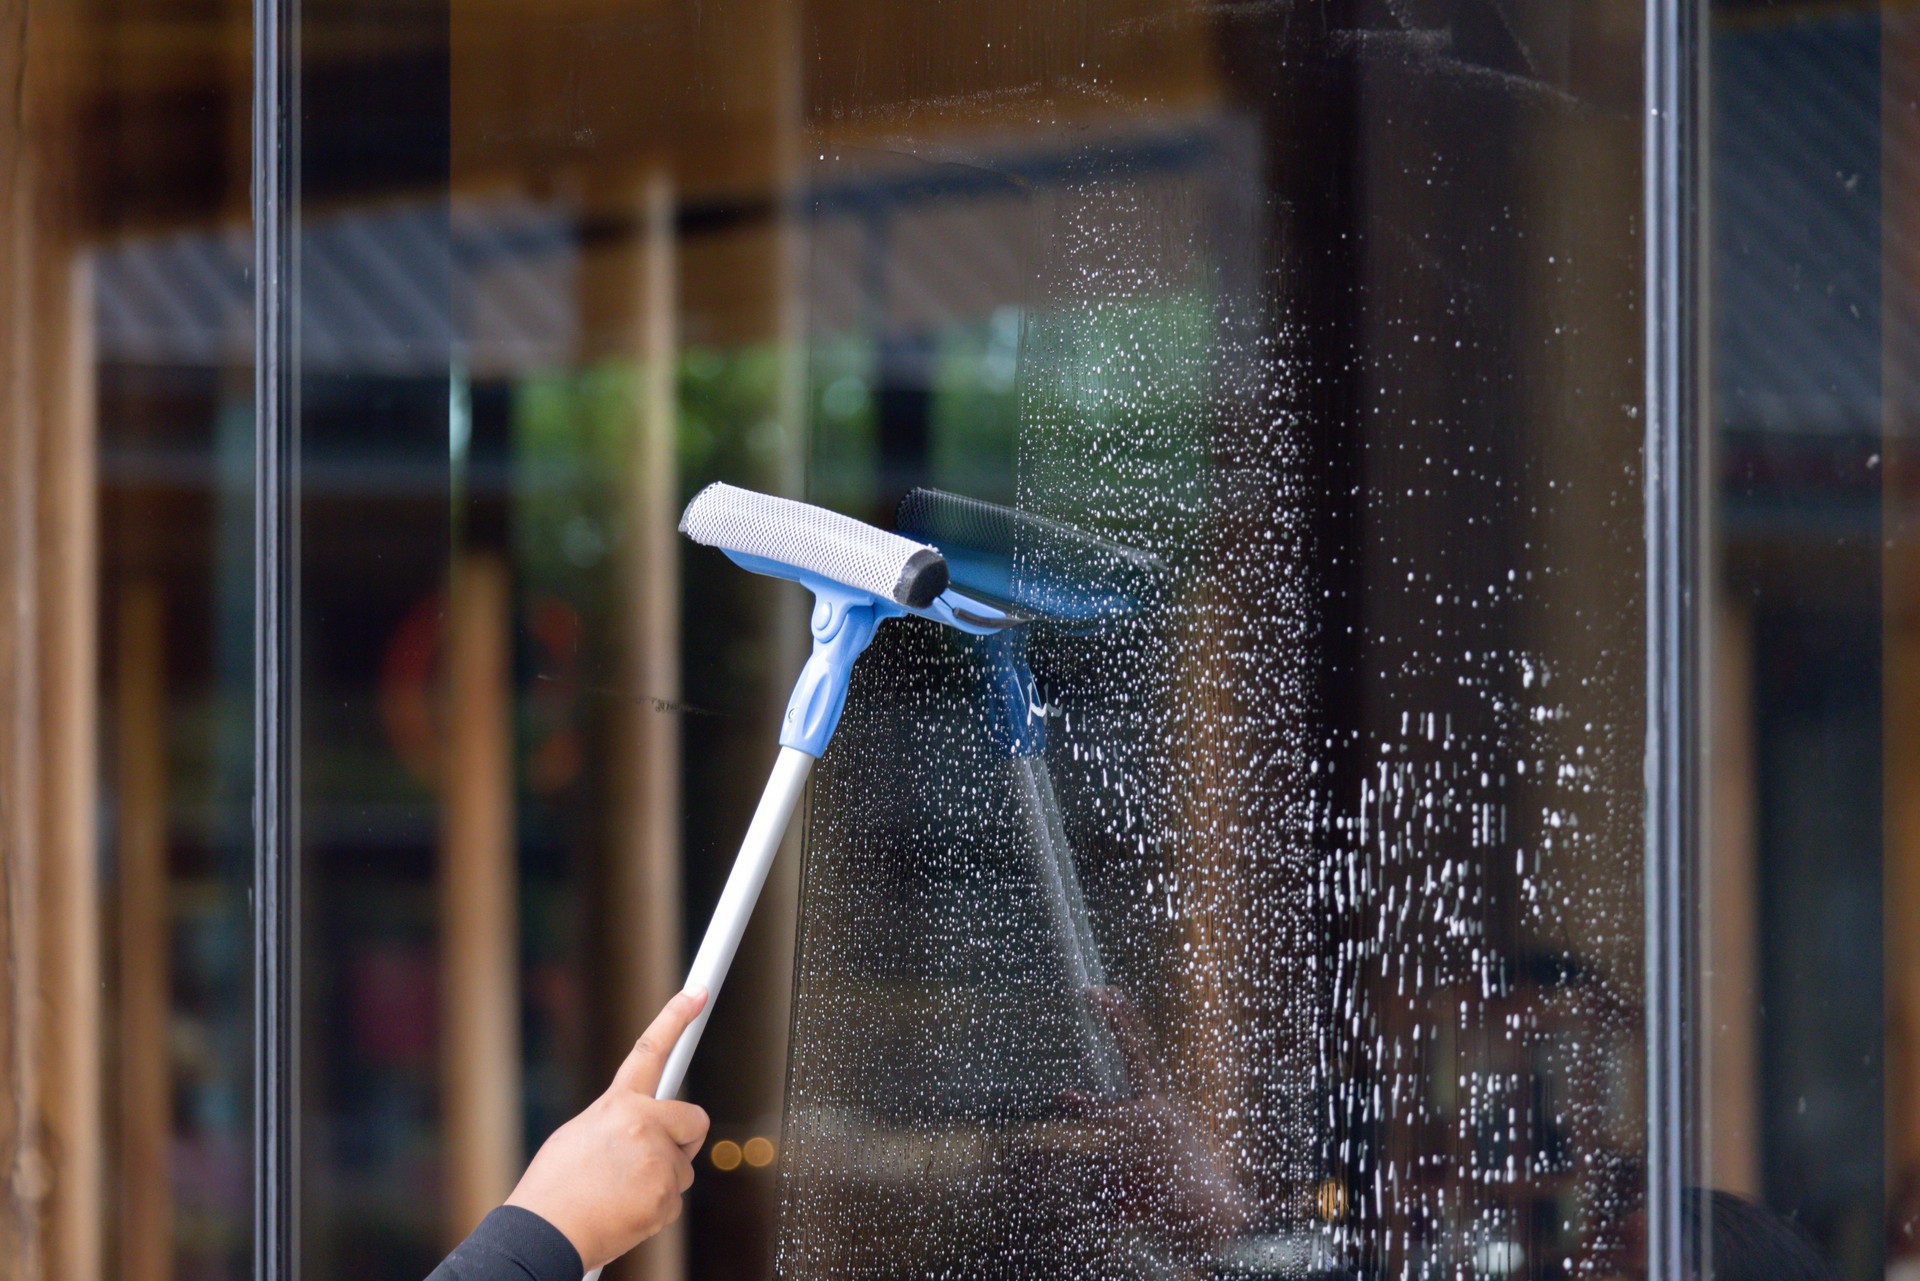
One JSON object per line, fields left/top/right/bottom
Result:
{"left": 1888, "top": 3, "right": 1920, "bottom": 1192}
{"left": 753, "top": 0, "right": 807, "bottom": 1125}
{"left": 117, "top": 582, "right": 174, "bottom": 1281}
{"left": 1888, "top": 553, "right": 1920, "bottom": 1185}
{"left": 0, "top": 231, "right": 95, "bottom": 1281}
{"left": 613, "top": 171, "right": 685, "bottom": 1281}
{"left": 1887, "top": 6, "right": 1920, "bottom": 1185}
{"left": 44, "top": 250, "right": 103, "bottom": 1281}
{"left": 1707, "top": 594, "right": 1759, "bottom": 1195}
{"left": 442, "top": 554, "right": 523, "bottom": 1245}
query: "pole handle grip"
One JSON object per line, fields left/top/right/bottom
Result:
{"left": 581, "top": 746, "right": 812, "bottom": 1281}
{"left": 655, "top": 745, "right": 813, "bottom": 1099}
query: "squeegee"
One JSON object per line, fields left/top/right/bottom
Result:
{"left": 653, "top": 482, "right": 1012, "bottom": 1098}
{"left": 581, "top": 483, "right": 1013, "bottom": 1281}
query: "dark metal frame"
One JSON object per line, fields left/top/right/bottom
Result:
{"left": 1645, "top": 0, "right": 1707, "bottom": 1263}
{"left": 252, "top": 0, "right": 299, "bottom": 1270}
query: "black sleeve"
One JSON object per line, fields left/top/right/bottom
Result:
{"left": 426, "top": 1206, "right": 584, "bottom": 1281}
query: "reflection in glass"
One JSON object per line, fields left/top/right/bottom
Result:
{"left": 264, "top": 0, "right": 1657, "bottom": 1278}
{"left": 777, "top": 6, "right": 1648, "bottom": 1278}
{"left": 1706, "top": 0, "right": 1919, "bottom": 1276}
{"left": 0, "top": 0, "right": 253, "bottom": 1273}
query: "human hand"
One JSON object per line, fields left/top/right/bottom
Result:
{"left": 505, "top": 989, "right": 713, "bottom": 1271}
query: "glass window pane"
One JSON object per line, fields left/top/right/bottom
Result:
{"left": 1703, "top": 0, "right": 1912, "bottom": 1276}
{"left": 289, "top": 3, "right": 1659, "bottom": 1281}
{"left": 783, "top": 17, "right": 1652, "bottom": 1281}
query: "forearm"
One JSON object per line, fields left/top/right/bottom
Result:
{"left": 426, "top": 1206, "right": 584, "bottom": 1281}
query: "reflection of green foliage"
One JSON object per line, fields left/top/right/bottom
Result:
{"left": 930, "top": 307, "right": 1022, "bottom": 506}
{"left": 808, "top": 336, "right": 877, "bottom": 511}
{"left": 803, "top": 306, "right": 1023, "bottom": 512}
{"left": 502, "top": 289, "right": 1211, "bottom": 599}
{"left": 1027, "top": 293, "right": 1213, "bottom": 463}
{"left": 510, "top": 348, "right": 793, "bottom": 604}
{"left": 509, "top": 347, "right": 798, "bottom": 739}
{"left": 800, "top": 293, "right": 1210, "bottom": 521}
{"left": 679, "top": 345, "right": 792, "bottom": 488}
{"left": 1016, "top": 291, "right": 1214, "bottom": 538}
{"left": 512, "top": 362, "right": 641, "bottom": 607}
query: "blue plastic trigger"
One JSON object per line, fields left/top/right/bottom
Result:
{"left": 778, "top": 581, "right": 898, "bottom": 756}
{"left": 717, "top": 548, "right": 1011, "bottom": 758}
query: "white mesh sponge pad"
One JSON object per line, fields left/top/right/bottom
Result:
{"left": 679, "top": 482, "right": 946, "bottom": 607}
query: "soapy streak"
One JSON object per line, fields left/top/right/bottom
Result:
{"left": 535, "top": 672, "right": 729, "bottom": 717}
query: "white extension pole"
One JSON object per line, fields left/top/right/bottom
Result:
{"left": 655, "top": 744, "right": 815, "bottom": 1101}
{"left": 581, "top": 745, "right": 815, "bottom": 1281}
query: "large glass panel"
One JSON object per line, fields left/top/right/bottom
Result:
{"left": 1702, "top": 0, "right": 1919, "bottom": 1276}
{"left": 0, "top": 0, "right": 255, "bottom": 1277}
{"left": 290, "top": 3, "right": 1657, "bottom": 1281}
{"left": 781, "top": 16, "right": 1652, "bottom": 1281}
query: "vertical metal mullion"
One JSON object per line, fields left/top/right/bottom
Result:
{"left": 1645, "top": 0, "right": 1704, "bottom": 1263}
{"left": 252, "top": 0, "right": 299, "bottom": 1268}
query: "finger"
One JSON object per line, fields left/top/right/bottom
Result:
{"left": 611, "top": 988, "right": 709, "bottom": 1097}
{"left": 676, "top": 1152, "right": 695, "bottom": 1192}
{"left": 656, "top": 1101, "right": 710, "bottom": 1149}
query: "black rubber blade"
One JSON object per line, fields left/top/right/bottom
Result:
{"left": 894, "top": 547, "right": 950, "bottom": 608}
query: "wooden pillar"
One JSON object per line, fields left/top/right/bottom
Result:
{"left": 0, "top": 206, "right": 102, "bottom": 1281}
{"left": 116, "top": 583, "right": 174, "bottom": 1281}
{"left": 0, "top": 0, "right": 104, "bottom": 1263}
{"left": 441, "top": 554, "right": 523, "bottom": 1243}
{"left": 0, "top": 162, "right": 51, "bottom": 1278}
{"left": 611, "top": 171, "right": 686, "bottom": 1281}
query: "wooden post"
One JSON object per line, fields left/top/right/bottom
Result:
{"left": 1, "top": 5, "right": 104, "bottom": 1266}
{"left": 0, "top": 164, "right": 52, "bottom": 1281}
{"left": 116, "top": 581, "right": 174, "bottom": 1281}
{"left": 41, "top": 234, "right": 103, "bottom": 1281}
{"left": 611, "top": 171, "right": 686, "bottom": 1281}
{"left": 441, "top": 554, "right": 523, "bottom": 1244}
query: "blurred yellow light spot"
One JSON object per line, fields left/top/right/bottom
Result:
{"left": 710, "top": 1140, "right": 742, "bottom": 1171}
{"left": 742, "top": 1136, "right": 776, "bottom": 1168}
{"left": 1315, "top": 1178, "right": 1347, "bottom": 1222}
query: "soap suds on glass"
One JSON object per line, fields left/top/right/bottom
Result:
{"left": 776, "top": 117, "right": 1643, "bottom": 1281}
